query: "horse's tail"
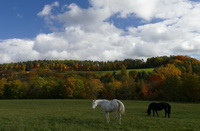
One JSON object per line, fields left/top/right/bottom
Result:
{"left": 116, "top": 100, "right": 125, "bottom": 114}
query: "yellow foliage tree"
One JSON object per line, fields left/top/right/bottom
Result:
{"left": 155, "top": 64, "right": 182, "bottom": 79}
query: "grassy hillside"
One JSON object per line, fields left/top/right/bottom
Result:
{"left": 0, "top": 99, "right": 199, "bottom": 131}
{"left": 61, "top": 68, "right": 154, "bottom": 76}
{"left": 94, "top": 68, "right": 154, "bottom": 76}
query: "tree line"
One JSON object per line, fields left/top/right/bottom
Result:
{"left": 1, "top": 55, "right": 200, "bottom": 102}
{"left": 0, "top": 59, "right": 145, "bottom": 72}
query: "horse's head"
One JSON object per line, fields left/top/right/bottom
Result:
{"left": 92, "top": 100, "right": 98, "bottom": 109}
{"left": 147, "top": 109, "right": 151, "bottom": 116}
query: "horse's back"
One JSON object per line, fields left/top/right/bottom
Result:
{"left": 110, "top": 99, "right": 118, "bottom": 107}
{"left": 156, "top": 102, "right": 171, "bottom": 112}
{"left": 159, "top": 102, "right": 171, "bottom": 108}
{"left": 148, "top": 102, "right": 156, "bottom": 109}
{"left": 110, "top": 99, "right": 125, "bottom": 113}
{"left": 111, "top": 99, "right": 122, "bottom": 106}
{"left": 101, "top": 99, "right": 118, "bottom": 112}
{"left": 149, "top": 102, "right": 170, "bottom": 110}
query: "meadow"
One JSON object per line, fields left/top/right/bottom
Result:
{"left": 0, "top": 100, "right": 200, "bottom": 131}
{"left": 94, "top": 68, "right": 154, "bottom": 76}
{"left": 65, "top": 68, "right": 154, "bottom": 76}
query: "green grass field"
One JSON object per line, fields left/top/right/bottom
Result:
{"left": 0, "top": 100, "right": 200, "bottom": 131}
{"left": 94, "top": 68, "right": 154, "bottom": 76}
{"left": 62, "top": 68, "right": 154, "bottom": 76}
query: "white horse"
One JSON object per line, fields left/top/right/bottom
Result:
{"left": 92, "top": 99, "right": 125, "bottom": 124}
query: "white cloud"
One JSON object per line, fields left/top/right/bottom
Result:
{"left": 42, "top": 50, "right": 70, "bottom": 60}
{"left": 89, "top": 0, "right": 158, "bottom": 20}
{"left": 174, "top": 35, "right": 200, "bottom": 53}
{"left": 56, "top": 3, "right": 112, "bottom": 27}
{"left": 0, "top": 39, "right": 39, "bottom": 63}
{"left": 154, "top": 0, "right": 193, "bottom": 19}
{"left": 34, "top": 33, "right": 69, "bottom": 53}
{"left": 37, "top": 1, "right": 59, "bottom": 16}
{"left": 176, "top": 3, "right": 200, "bottom": 32}
{"left": 1, "top": 0, "right": 200, "bottom": 64}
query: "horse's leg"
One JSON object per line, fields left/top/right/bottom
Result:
{"left": 114, "top": 112, "right": 118, "bottom": 123}
{"left": 114, "top": 112, "right": 122, "bottom": 124}
{"left": 153, "top": 110, "right": 155, "bottom": 116}
{"left": 164, "top": 109, "right": 167, "bottom": 117}
{"left": 105, "top": 112, "right": 110, "bottom": 123}
{"left": 118, "top": 113, "right": 122, "bottom": 124}
{"left": 167, "top": 109, "right": 170, "bottom": 118}
{"left": 156, "top": 110, "right": 159, "bottom": 116}
{"left": 108, "top": 113, "right": 110, "bottom": 122}
{"left": 167, "top": 108, "right": 170, "bottom": 118}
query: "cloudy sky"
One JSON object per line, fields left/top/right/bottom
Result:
{"left": 0, "top": 0, "right": 200, "bottom": 64}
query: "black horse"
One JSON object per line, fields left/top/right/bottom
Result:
{"left": 147, "top": 102, "right": 171, "bottom": 118}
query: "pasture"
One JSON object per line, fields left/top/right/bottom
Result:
{"left": 63, "top": 68, "right": 154, "bottom": 76}
{"left": 95, "top": 68, "right": 154, "bottom": 76}
{"left": 0, "top": 100, "right": 200, "bottom": 131}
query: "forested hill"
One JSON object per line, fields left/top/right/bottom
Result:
{"left": 1, "top": 55, "right": 200, "bottom": 101}
{"left": 0, "top": 55, "right": 200, "bottom": 72}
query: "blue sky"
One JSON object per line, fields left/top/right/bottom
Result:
{"left": 0, "top": 0, "right": 146, "bottom": 39}
{"left": 0, "top": 0, "right": 91, "bottom": 39}
{"left": 1, "top": 0, "right": 200, "bottom": 63}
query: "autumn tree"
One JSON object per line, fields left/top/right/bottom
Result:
{"left": 84, "top": 78, "right": 104, "bottom": 99}
{"left": 129, "top": 71, "right": 138, "bottom": 79}
{"left": 154, "top": 64, "right": 182, "bottom": 100}
{"left": 63, "top": 75, "right": 85, "bottom": 98}
{"left": 181, "top": 73, "right": 200, "bottom": 102}
{"left": 3, "top": 80, "right": 26, "bottom": 99}
{"left": 137, "top": 79, "right": 151, "bottom": 99}
{"left": 0, "top": 78, "right": 6, "bottom": 98}
{"left": 100, "top": 72, "right": 114, "bottom": 83}
{"left": 120, "top": 77, "right": 136, "bottom": 99}
{"left": 100, "top": 80, "right": 122, "bottom": 99}
{"left": 146, "top": 74, "right": 164, "bottom": 100}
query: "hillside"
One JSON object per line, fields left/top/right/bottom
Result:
{"left": 0, "top": 55, "right": 200, "bottom": 101}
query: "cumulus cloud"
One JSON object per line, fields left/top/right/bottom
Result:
{"left": 1, "top": 0, "right": 200, "bottom": 64}
{"left": 56, "top": 4, "right": 112, "bottom": 27}
{"left": 0, "top": 39, "right": 39, "bottom": 63}
{"left": 37, "top": 1, "right": 59, "bottom": 16}
{"left": 154, "top": 0, "right": 193, "bottom": 19}
{"left": 89, "top": 0, "right": 158, "bottom": 20}
{"left": 34, "top": 33, "right": 69, "bottom": 53}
